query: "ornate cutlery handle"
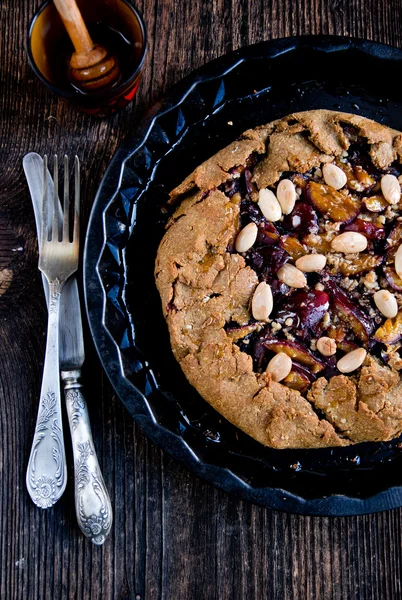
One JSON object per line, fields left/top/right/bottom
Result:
{"left": 62, "top": 369, "right": 112, "bottom": 545}
{"left": 26, "top": 283, "right": 67, "bottom": 508}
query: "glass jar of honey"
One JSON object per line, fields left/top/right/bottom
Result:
{"left": 27, "top": 0, "right": 147, "bottom": 117}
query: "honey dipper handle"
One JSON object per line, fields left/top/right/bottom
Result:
{"left": 53, "top": 0, "right": 94, "bottom": 55}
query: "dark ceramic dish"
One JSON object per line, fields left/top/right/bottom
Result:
{"left": 84, "top": 36, "right": 402, "bottom": 516}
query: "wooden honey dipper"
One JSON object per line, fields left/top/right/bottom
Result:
{"left": 53, "top": 0, "right": 120, "bottom": 92}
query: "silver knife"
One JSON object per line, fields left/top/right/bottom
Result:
{"left": 23, "top": 152, "right": 112, "bottom": 545}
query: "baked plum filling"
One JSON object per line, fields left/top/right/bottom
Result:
{"left": 221, "top": 147, "right": 402, "bottom": 393}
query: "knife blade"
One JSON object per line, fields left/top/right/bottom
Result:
{"left": 23, "top": 152, "right": 112, "bottom": 544}
{"left": 23, "top": 152, "right": 84, "bottom": 368}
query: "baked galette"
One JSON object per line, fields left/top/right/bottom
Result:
{"left": 155, "top": 110, "right": 402, "bottom": 449}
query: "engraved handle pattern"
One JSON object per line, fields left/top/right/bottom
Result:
{"left": 26, "top": 283, "right": 67, "bottom": 508}
{"left": 62, "top": 370, "right": 112, "bottom": 545}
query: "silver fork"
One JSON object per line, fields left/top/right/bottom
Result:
{"left": 26, "top": 155, "right": 80, "bottom": 508}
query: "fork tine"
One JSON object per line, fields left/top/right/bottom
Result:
{"left": 52, "top": 155, "right": 59, "bottom": 241}
{"left": 63, "top": 155, "right": 70, "bottom": 242}
{"left": 41, "top": 155, "right": 48, "bottom": 244}
{"left": 73, "top": 156, "right": 80, "bottom": 242}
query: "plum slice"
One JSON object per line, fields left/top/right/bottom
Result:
{"left": 226, "top": 323, "right": 261, "bottom": 342}
{"left": 276, "top": 290, "right": 330, "bottom": 330}
{"left": 352, "top": 165, "right": 376, "bottom": 190}
{"left": 335, "top": 160, "right": 375, "bottom": 192}
{"left": 337, "top": 339, "right": 359, "bottom": 354}
{"left": 240, "top": 199, "right": 260, "bottom": 223}
{"left": 244, "top": 168, "right": 258, "bottom": 197}
{"left": 382, "top": 222, "right": 402, "bottom": 291}
{"left": 256, "top": 221, "right": 280, "bottom": 246}
{"left": 335, "top": 254, "right": 383, "bottom": 277}
{"left": 280, "top": 235, "right": 306, "bottom": 259}
{"left": 283, "top": 202, "right": 319, "bottom": 235}
{"left": 303, "top": 233, "right": 332, "bottom": 253}
{"left": 387, "top": 222, "right": 402, "bottom": 250}
{"left": 265, "top": 247, "right": 289, "bottom": 274}
{"left": 262, "top": 338, "right": 325, "bottom": 373}
{"left": 222, "top": 179, "right": 242, "bottom": 198}
{"left": 247, "top": 246, "right": 288, "bottom": 277}
{"left": 363, "top": 194, "right": 388, "bottom": 213}
{"left": 384, "top": 265, "right": 402, "bottom": 292}
{"left": 326, "top": 279, "right": 374, "bottom": 344}
{"left": 283, "top": 370, "right": 310, "bottom": 393}
{"left": 326, "top": 324, "right": 348, "bottom": 342}
{"left": 283, "top": 362, "right": 315, "bottom": 393}
{"left": 270, "top": 279, "right": 290, "bottom": 297}
{"left": 374, "top": 311, "right": 402, "bottom": 344}
{"left": 252, "top": 331, "right": 269, "bottom": 370}
{"left": 306, "top": 181, "right": 361, "bottom": 223}
{"left": 343, "top": 218, "right": 385, "bottom": 240}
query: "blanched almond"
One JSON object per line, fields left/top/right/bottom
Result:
{"left": 266, "top": 352, "right": 292, "bottom": 382}
{"left": 295, "top": 253, "right": 327, "bottom": 272}
{"left": 337, "top": 348, "right": 367, "bottom": 373}
{"left": 277, "top": 263, "right": 307, "bottom": 288}
{"left": 235, "top": 222, "right": 258, "bottom": 252}
{"left": 381, "top": 174, "right": 401, "bottom": 205}
{"left": 331, "top": 232, "right": 367, "bottom": 253}
{"left": 373, "top": 289, "right": 398, "bottom": 319}
{"left": 276, "top": 179, "right": 296, "bottom": 214}
{"left": 251, "top": 281, "right": 273, "bottom": 321}
{"left": 317, "top": 337, "right": 337, "bottom": 357}
{"left": 395, "top": 244, "right": 402, "bottom": 278}
{"left": 258, "top": 189, "right": 282, "bottom": 222}
{"left": 323, "top": 163, "right": 347, "bottom": 190}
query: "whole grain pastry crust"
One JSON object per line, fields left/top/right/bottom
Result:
{"left": 155, "top": 110, "right": 402, "bottom": 449}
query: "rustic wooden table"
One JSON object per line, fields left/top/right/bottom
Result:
{"left": 2, "top": 1, "right": 402, "bottom": 598}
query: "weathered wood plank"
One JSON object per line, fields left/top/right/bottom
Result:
{"left": 2, "top": 1, "right": 402, "bottom": 599}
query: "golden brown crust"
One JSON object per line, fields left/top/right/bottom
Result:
{"left": 155, "top": 109, "right": 402, "bottom": 448}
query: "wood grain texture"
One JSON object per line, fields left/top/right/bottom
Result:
{"left": 2, "top": 0, "right": 402, "bottom": 599}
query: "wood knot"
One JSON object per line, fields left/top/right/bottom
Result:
{"left": 0, "top": 268, "right": 13, "bottom": 296}
{"left": 0, "top": 220, "right": 20, "bottom": 297}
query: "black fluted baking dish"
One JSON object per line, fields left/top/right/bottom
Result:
{"left": 84, "top": 36, "right": 402, "bottom": 515}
